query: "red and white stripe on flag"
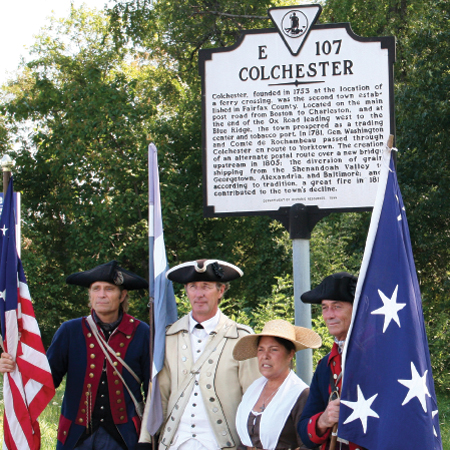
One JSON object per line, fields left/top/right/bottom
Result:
{"left": 2, "top": 279, "right": 55, "bottom": 450}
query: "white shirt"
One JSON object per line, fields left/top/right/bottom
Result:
{"left": 168, "top": 311, "right": 221, "bottom": 450}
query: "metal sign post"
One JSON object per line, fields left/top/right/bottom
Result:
{"left": 293, "top": 238, "right": 312, "bottom": 382}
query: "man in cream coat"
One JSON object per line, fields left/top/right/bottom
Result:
{"left": 138, "top": 259, "right": 259, "bottom": 450}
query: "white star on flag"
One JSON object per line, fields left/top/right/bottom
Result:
{"left": 0, "top": 225, "right": 7, "bottom": 236}
{"left": 395, "top": 194, "right": 406, "bottom": 220}
{"left": 371, "top": 285, "right": 406, "bottom": 333}
{"left": 432, "top": 410, "right": 438, "bottom": 437}
{"left": 398, "top": 362, "right": 431, "bottom": 412}
{"left": 341, "top": 385, "right": 379, "bottom": 433}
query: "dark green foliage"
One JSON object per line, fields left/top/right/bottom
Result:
{"left": 109, "top": 0, "right": 274, "bottom": 62}
{"left": 1, "top": 8, "right": 155, "bottom": 343}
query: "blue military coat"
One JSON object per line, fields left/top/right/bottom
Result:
{"left": 47, "top": 312, "right": 150, "bottom": 450}
{"left": 297, "top": 343, "right": 363, "bottom": 450}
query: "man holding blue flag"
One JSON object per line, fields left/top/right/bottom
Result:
{"left": 297, "top": 272, "right": 361, "bottom": 450}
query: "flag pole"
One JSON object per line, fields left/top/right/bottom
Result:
{"left": 147, "top": 135, "right": 156, "bottom": 449}
{"left": 1, "top": 155, "right": 13, "bottom": 196}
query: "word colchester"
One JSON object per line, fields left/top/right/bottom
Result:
{"left": 238, "top": 60, "right": 353, "bottom": 82}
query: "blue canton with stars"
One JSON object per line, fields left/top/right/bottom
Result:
{"left": 0, "top": 178, "right": 21, "bottom": 341}
{"left": 338, "top": 150, "right": 442, "bottom": 450}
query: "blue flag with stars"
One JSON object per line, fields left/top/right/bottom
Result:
{"left": 339, "top": 147, "right": 442, "bottom": 450}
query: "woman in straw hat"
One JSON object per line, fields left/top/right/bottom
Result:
{"left": 233, "top": 319, "right": 322, "bottom": 450}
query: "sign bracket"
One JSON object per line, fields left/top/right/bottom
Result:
{"left": 270, "top": 203, "right": 331, "bottom": 239}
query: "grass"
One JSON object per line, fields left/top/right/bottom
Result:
{"left": 438, "top": 390, "right": 450, "bottom": 449}
{"left": 39, "top": 381, "right": 65, "bottom": 449}
{"left": 0, "top": 379, "right": 65, "bottom": 449}
{"left": 0, "top": 380, "right": 448, "bottom": 449}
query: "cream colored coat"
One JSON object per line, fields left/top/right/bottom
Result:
{"left": 139, "top": 311, "right": 260, "bottom": 449}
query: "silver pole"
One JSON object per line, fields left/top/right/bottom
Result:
{"left": 293, "top": 238, "right": 313, "bottom": 384}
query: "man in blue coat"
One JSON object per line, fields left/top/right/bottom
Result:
{"left": 297, "top": 272, "right": 365, "bottom": 450}
{"left": 1, "top": 260, "right": 150, "bottom": 450}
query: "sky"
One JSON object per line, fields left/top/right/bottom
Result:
{"left": 0, "top": 0, "right": 111, "bottom": 84}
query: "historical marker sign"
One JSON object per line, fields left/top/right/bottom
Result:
{"left": 200, "top": 4, "right": 396, "bottom": 217}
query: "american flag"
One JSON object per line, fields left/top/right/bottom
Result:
{"left": 0, "top": 178, "right": 55, "bottom": 450}
{"left": 338, "top": 148, "right": 442, "bottom": 449}
{"left": 146, "top": 143, "right": 178, "bottom": 435}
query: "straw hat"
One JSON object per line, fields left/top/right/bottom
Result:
{"left": 233, "top": 319, "right": 322, "bottom": 361}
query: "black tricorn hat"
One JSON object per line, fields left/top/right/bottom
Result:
{"left": 166, "top": 259, "right": 243, "bottom": 284}
{"left": 66, "top": 260, "right": 148, "bottom": 290}
{"left": 301, "top": 272, "right": 357, "bottom": 304}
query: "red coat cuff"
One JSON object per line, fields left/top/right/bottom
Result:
{"left": 306, "top": 412, "right": 331, "bottom": 444}
{"left": 57, "top": 415, "right": 72, "bottom": 445}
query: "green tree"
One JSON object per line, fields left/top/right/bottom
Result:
{"left": 0, "top": 6, "right": 167, "bottom": 343}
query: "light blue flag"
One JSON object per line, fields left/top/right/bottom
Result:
{"left": 147, "top": 143, "right": 178, "bottom": 435}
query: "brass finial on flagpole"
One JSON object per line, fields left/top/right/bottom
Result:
{"left": 387, "top": 134, "right": 394, "bottom": 149}
{"left": 1, "top": 154, "right": 13, "bottom": 197}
